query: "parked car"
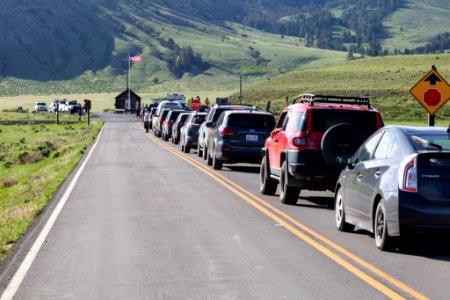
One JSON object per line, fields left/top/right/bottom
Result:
{"left": 153, "top": 108, "right": 172, "bottom": 137}
{"left": 180, "top": 112, "right": 207, "bottom": 153}
{"left": 161, "top": 109, "right": 186, "bottom": 141}
{"left": 33, "top": 101, "right": 47, "bottom": 112}
{"left": 152, "top": 101, "right": 186, "bottom": 130}
{"left": 149, "top": 107, "right": 157, "bottom": 130}
{"left": 48, "top": 102, "right": 57, "bottom": 113}
{"left": 197, "top": 104, "right": 258, "bottom": 159}
{"left": 206, "top": 110, "right": 276, "bottom": 170}
{"left": 171, "top": 112, "right": 192, "bottom": 144}
{"left": 335, "top": 125, "right": 450, "bottom": 251}
{"left": 260, "top": 94, "right": 384, "bottom": 205}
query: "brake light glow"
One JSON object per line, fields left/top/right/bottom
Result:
{"left": 167, "top": 120, "right": 172, "bottom": 127}
{"left": 400, "top": 157, "right": 417, "bottom": 193}
{"left": 223, "top": 147, "right": 232, "bottom": 152}
{"left": 219, "top": 127, "right": 237, "bottom": 136}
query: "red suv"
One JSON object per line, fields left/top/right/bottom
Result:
{"left": 260, "top": 94, "right": 384, "bottom": 205}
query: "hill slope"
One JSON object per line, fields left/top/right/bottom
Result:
{"left": 0, "top": 0, "right": 449, "bottom": 96}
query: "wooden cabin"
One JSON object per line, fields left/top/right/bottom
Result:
{"left": 114, "top": 89, "right": 141, "bottom": 113}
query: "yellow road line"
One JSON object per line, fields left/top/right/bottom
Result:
{"left": 143, "top": 128, "right": 428, "bottom": 300}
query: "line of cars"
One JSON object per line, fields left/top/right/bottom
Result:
{"left": 32, "top": 100, "right": 82, "bottom": 114}
{"left": 148, "top": 94, "right": 450, "bottom": 251}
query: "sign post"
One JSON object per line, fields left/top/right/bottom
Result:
{"left": 409, "top": 65, "right": 450, "bottom": 126}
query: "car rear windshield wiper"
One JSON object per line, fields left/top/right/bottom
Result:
{"left": 411, "top": 135, "right": 443, "bottom": 151}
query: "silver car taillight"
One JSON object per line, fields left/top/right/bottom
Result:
{"left": 399, "top": 155, "right": 418, "bottom": 193}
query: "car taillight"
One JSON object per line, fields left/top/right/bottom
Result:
{"left": 292, "top": 137, "right": 306, "bottom": 146}
{"left": 399, "top": 156, "right": 417, "bottom": 193}
{"left": 159, "top": 119, "right": 164, "bottom": 124}
{"left": 167, "top": 120, "right": 172, "bottom": 127}
{"left": 219, "top": 127, "right": 237, "bottom": 136}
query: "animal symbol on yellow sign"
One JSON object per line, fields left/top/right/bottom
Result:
{"left": 409, "top": 65, "right": 450, "bottom": 115}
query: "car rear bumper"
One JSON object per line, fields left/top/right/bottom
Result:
{"left": 216, "top": 143, "right": 262, "bottom": 163}
{"left": 399, "top": 191, "right": 450, "bottom": 234}
{"left": 287, "top": 150, "right": 341, "bottom": 191}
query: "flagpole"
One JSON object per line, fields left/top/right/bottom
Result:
{"left": 128, "top": 50, "right": 131, "bottom": 112}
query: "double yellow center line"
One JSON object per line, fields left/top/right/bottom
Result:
{"left": 143, "top": 127, "right": 428, "bottom": 300}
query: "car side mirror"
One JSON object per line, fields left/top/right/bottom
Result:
{"left": 205, "top": 121, "right": 214, "bottom": 128}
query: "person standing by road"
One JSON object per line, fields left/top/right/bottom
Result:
{"left": 78, "top": 107, "right": 83, "bottom": 121}
{"left": 143, "top": 108, "right": 150, "bottom": 133}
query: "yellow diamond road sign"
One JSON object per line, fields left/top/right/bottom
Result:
{"left": 409, "top": 66, "right": 450, "bottom": 115}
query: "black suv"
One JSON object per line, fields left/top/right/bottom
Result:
{"left": 206, "top": 110, "right": 275, "bottom": 170}
{"left": 260, "top": 94, "right": 384, "bottom": 205}
{"left": 197, "top": 104, "right": 258, "bottom": 159}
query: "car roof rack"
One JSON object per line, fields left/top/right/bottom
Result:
{"left": 292, "top": 94, "right": 371, "bottom": 109}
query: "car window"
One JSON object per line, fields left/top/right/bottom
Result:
{"left": 216, "top": 113, "right": 226, "bottom": 126}
{"left": 292, "top": 112, "right": 306, "bottom": 132}
{"left": 226, "top": 114, "right": 275, "bottom": 130}
{"left": 192, "top": 114, "right": 206, "bottom": 124}
{"left": 373, "top": 130, "right": 398, "bottom": 160}
{"left": 354, "top": 131, "right": 384, "bottom": 163}
{"left": 311, "top": 109, "right": 379, "bottom": 135}
{"left": 275, "top": 111, "right": 287, "bottom": 129}
{"left": 409, "top": 133, "right": 450, "bottom": 151}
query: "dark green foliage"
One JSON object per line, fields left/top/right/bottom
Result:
{"left": 157, "top": 38, "right": 210, "bottom": 78}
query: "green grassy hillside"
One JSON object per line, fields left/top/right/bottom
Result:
{"left": 230, "top": 53, "right": 450, "bottom": 123}
{"left": 0, "top": 0, "right": 348, "bottom": 96}
{"left": 382, "top": 0, "right": 450, "bottom": 51}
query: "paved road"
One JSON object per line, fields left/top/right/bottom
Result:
{"left": 1, "top": 113, "right": 450, "bottom": 299}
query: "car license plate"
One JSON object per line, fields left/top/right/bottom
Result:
{"left": 246, "top": 134, "right": 258, "bottom": 141}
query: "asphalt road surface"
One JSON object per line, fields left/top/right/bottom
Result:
{"left": 1, "top": 113, "right": 450, "bottom": 299}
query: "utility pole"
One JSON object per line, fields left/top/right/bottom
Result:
{"left": 239, "top": 75, "right": 243, "bottom": 105}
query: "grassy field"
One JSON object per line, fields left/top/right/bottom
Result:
{"left": 228, "top": 53, "right": 450, "bottom": 125}
{"left": 0, "top": 90, "right": 237, "bottom": 113}
{"left": 0, "top": 117, "right": 103, "bottom": 261}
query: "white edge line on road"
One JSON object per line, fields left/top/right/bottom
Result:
{"left": 0, "top": 125, "right": 105, "bottom": 300}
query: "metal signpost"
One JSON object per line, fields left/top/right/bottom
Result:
{"left": 409, "top": 65, "right": 450, "bottom": 126}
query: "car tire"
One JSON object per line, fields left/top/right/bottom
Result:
{"left": 203, "top": 146, "right": 208, "bottom": 161}
{"left": 184, "top": 145, "right": 190, "bottom": 154}
{"left": 321, "top": 123, "right": 366, "bottom": 167}
{"left": 163, "top": 133, "right": 169, "bottom": 141}
{"left": 207, "top": 150, "right": 213, "bottom": 166}
{"left": 259, "top": 155, "right": 277, "bottom": 195}
{"left": 374, "top": 199, "right": 395, "bottom": 251}
{"left": 279, "top": 161, "right": 300, "bottom": 205}
{"left": 212, "top": 149, "right": 222, "bottom": 170}
{"left": 335, "top": 188, "right": 355, "bottom": 232}
{"left": 197, "top": 143, "right": 203, "bottom": 157}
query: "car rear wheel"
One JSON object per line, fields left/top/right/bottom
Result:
{"left": 184, "top": 145, "right": 190, "bottom": 153}
{"left": 260, "top": 156, "right": 277, "bottom": 195}
{"left": 207, "top": 149, "right": 213, "bottom": 166}
{"left": 212, "top": 149, "right": 222, "bottom": 170}
{"left": 374, "top": 199, "right": 394, "bottom": 251}
{"left": 279, "top": 162, "right": 300, "bottom": 205}
{"left": 197, "top": 143, "right": 203, "bottom": 157}
{"left": 203, "top": 146, "right": 208, "bottom": 160}
{"left": 335, "top": 188, "right": 354, "bottom": 232}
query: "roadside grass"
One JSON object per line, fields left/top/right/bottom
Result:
{"left": 0, "top": 120, "right": 103, "bottom": 261}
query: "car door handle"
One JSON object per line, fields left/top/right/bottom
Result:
{"left": 375, "top": 170, "right": 381, "bottom": 177}
{"left": 357, "top": 173, "right": 363, "bottom": 180}
{"left": 274, "top": 139, "right": 278, "bottom": 143}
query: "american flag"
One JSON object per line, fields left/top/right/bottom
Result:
{"left": 129, "top": 54, "right": 141, "bottom": 62}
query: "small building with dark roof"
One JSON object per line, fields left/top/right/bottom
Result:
{"left": 114, "top": 89, "right": 141, "bottom": 113}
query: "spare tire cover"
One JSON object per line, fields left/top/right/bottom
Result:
{"left": 321, "top": 123, "right": 366, "bottom": 166}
